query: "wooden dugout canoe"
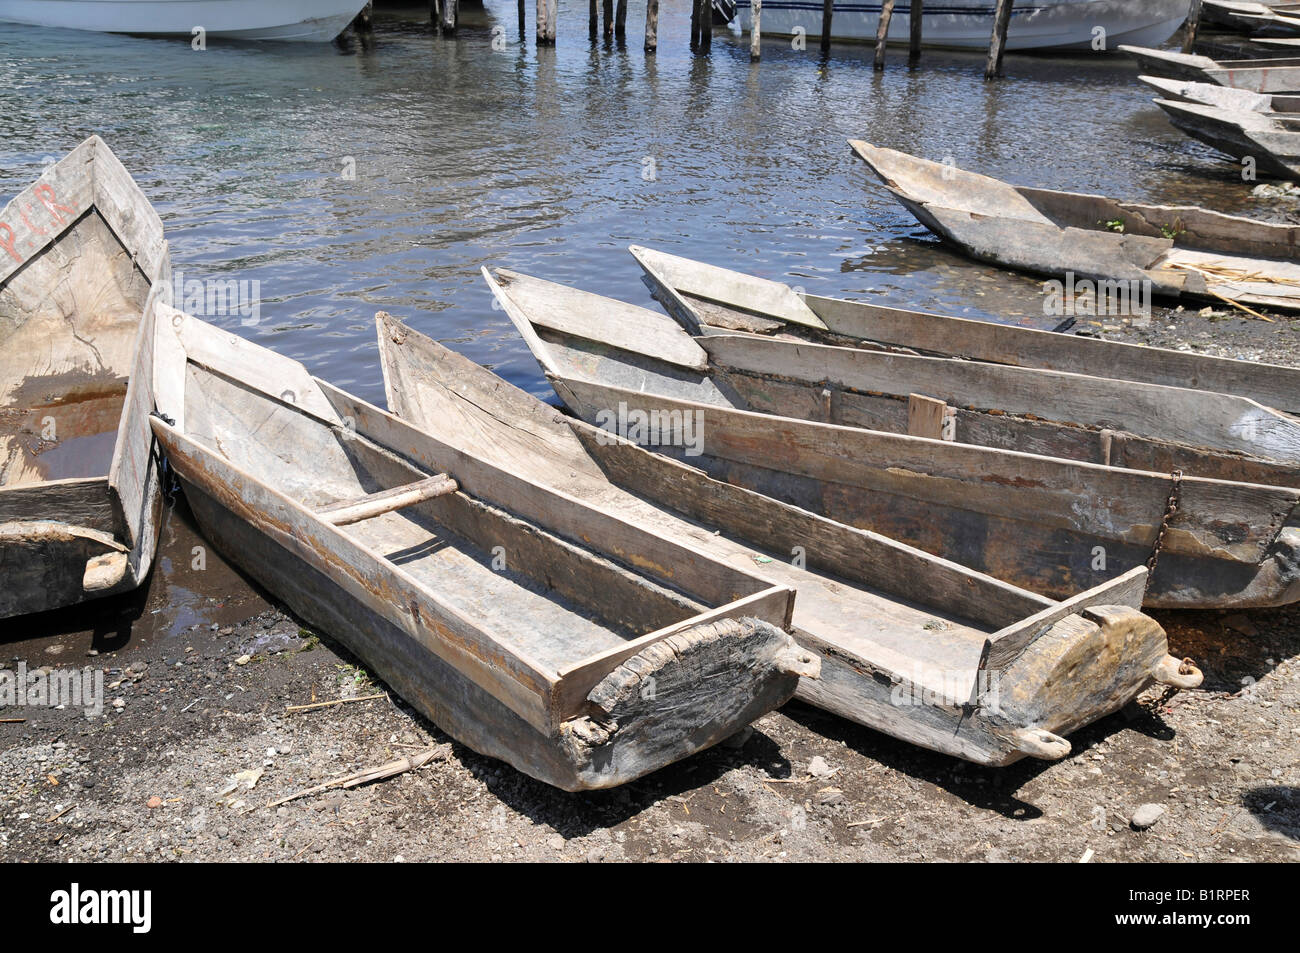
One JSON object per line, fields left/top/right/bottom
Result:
{"left": 631, "top": 244, "right": 1300, "bottom": 415}
{"left": 1153, "top": 96, "right": 1300, "bottom": 178}
{"left": 485, "top": 266, "right": 1300, "bottom": 610}
{"left": 1119, "top": 44, "right": 1300, "bottom": 92}
{"left": 377, "top": 311, "right": 1201, "bottom": 767}
{"left": 1139, "top": 73, "right": 1300, "bottom": 112}
{"left": 147, "top": 305, "right": 817, "bottom": 791}
{"left": 850, "top": 141, "right": 1300, "bottom": 310}
{"left": 0, "top": 136, "right": 167, "bottom": 619}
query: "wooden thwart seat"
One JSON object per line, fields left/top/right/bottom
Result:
{"left": 318, "top": 474, "right": 458, "bottom": 526}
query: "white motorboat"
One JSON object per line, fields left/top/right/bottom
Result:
{"left": 733, "top": 0, "right": 1191, "bottom": 52}
{"left": 0, "top": 0, "right": 369, "bottom": 42}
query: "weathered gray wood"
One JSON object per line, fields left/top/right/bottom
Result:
{"left": 1120, "top": 45, "right": 1300, "bottom": 93}
{"left": 318, "top": 474, "right": 458, "bottom": 525}
{"left": 631, "top": 244, "right": 1300, "bottom": 414}
{"left": 985, "top": 0, "right": 1014, "bottom": 79}
{"left": 151, "top": 312, "right": 807, "bottom": 790}
{"left": 377, "top": 312, "right": 1194, "bottom": 767}
{"left": 645, "top": 0, "right": 659, "bottom": 51}
{"left": 486, "top": 268, "right": 1300, "bottom": 609}
{"left": 536, "top": 0, "right": 555, "bottom": 45}
{"left": 1184, "top": 0, "right": 1204, "bottom": 52}
{"left": 0, "top": 136, "right": 164, "bottom": 619}
{"left": 849, "top": 140, "right": 1300, "bottom": 311}
{"left": 749, "top": 0, "right": 760, "bottom": 60}
{"left": 874, "top": 0, "right": 894, "bottom": 69}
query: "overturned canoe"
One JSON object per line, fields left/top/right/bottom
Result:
{"left": 850, "top": 141, "right": 1300, "bottom": 311}
{"left": 377, "top": 310, "right": 1201, "bottom": 766}
{"left": 485, "top": 266, "right": 1300, "bottom": 610}
{"left": 148, "top": 306, "right": 816, "bottom": 791}
{"left": 1120, "top": 45, "right": 1300, "bottom": 91}
{"left": 631, "top": 245, "right": 1300, "bottom": 414}
{"left": 0, "top": 136, "right": 168, "bottom": 619}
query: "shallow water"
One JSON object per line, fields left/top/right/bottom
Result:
{"left": 0, "top": 3, "right": 1287, "bottom": 407}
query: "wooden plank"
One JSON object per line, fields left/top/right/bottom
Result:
{"left": 700, "top": 332, "right": 1300, "bottom": 464}
{"left": 493, "top": 267, "right": 707, "bottom": 371}
{"left": 0, "top": 137, "right": 97, "bottom": 285}
{"left": 907, "top": 393, "right": 948, "bottom": 440}
{"left": 318, "top": 474, "right": 458, "bottom": 526}
{"left": 981, "top": 567, "right": 1148, "bottom": 673}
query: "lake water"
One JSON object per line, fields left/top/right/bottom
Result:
{"left": 0, "top": 3, "right": 1280, "bottom": 407}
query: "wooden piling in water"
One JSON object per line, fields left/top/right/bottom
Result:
{"left": 351, "top": 1, "right": 373, "bottom": 33}
{"left": 603, "top": 0, "right": 614, "bottom": 37}
{"left": 440, "top": 0, "right": 458, "bottom": 34}
{"left": 518, "top": 0, "right": 526, "bottom": 37}
{"left": 615, "top": 0, "right": 628, "bottom": 40}
{"left": 700, "top": 0, "right": 712, "bottom": 51}
{"left": 590, "top": 0, "right": 598, "bottom": 38}
{"left": 874, "top": 0, "right": 896, "bottom": 70}
{"left": 821, "top": 0, "right": 833, "bottom": 53}
{"left": 537, "top": 0, "right": 556, "bottom": 45}
{"left": 750, "top": 0, "right": 762, "bottom": 60}
{"left": 645, "top": 0, "right": 659, "bottom": 51}
{"left": 1182, "top": 0, "right": 1204, "bottom": 53}
{"left": 690, "top": 0, "right": 701, "bottom": 49}
{"left": 985, "top": 0, "right": 1014, "bottom": 79}
{"left": 909, "top": 0, "right": 923, "bottom": 61}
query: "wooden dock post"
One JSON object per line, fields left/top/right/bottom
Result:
{"left": 984, "top": 0, "right": 1014, "bottom": 79}
{"left": 440, "top": 0, "right": 458, "bottom": 34}
{"left": 909, "top": 0, "right": 923, "bottom": 61}
{"left": 701, "top": 0, "right": 712, "bottom": 51}
{"left": 645, "top": 0, "right": 659, "bottom": 51}
{"left": 750, "top": 0, "right": 761, "bottom": 60}
{"left": 603, "top": 0, "right": 614, "bottom": 37}
{"left": 821, "top": 0, "right": 833, "bottom": 53}
{"left": 690, "top": 0, "right": 702, "bottom": 49}
{"left": 518, "top": 0, "right": 526, "bottom": 37}
{"left": 1182, "top": 0, "right": 1203, "bottom": 53}
{"left": 874, "top": 0, "right": 896, "bottom": 70}
{"left": 351, "top": 1, "right": 373, "bottom": 33}
{"left": 537, "top": 0, "right": 556, "bottom": 45}
{"left": 590, "top": 0, "right": 598, "bottom": 38}
{"left": 615, "top": 0, "right": 628, "bottom": 40}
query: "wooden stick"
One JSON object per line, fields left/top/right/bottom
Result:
{"left": 821, "top": 0, "right": 834, "bottom": 53}
{"left": 909, "top": 0, "right": 923, "bottom": 61}
{"left": 1183, "top": 0, "right": 1204, "bottom": 54}
{"left": 645, "top": 0, "right": 659, "bottom": 51}
{"left": 318, "top": 474, "right": 457, "bottom": 526}
{"left": 750, "top": 0, "right": 761, "bottom": 60}
{"left": 266, "top": 748, "right": 443, "bottom": 808}
{"left": 0, "top": 718, "right": 25, "bottom": 724}
{"left": 874, "top": 0, "right": 896, "bottom": 70}
{"left": 46, "top": 804, "right": 76, "bottom": 823}
{"left": 985, "top": 0, "right": 1014, "bottom": 80}
{"left": 286, "top": 692, "right": 386, "bottom": 713}
{"left": 1205, "top": 289, "right": 1276, "bottom": 322}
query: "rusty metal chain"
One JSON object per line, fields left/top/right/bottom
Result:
{"left": 1144, "top": 468, "right": 1183, "bottom": 593}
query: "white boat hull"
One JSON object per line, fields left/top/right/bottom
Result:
{"left": 738, "top": 0, "right": 1191, "bottom": 51}
{"left": 0, "top": 0, "right": 367, "bottom": 41}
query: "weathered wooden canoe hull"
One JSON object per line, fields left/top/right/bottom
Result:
{"left": 151, "top": 310, "right": 815, "bottom": 791}
{"left": 173, "top": 471, "right": 806, "bottom": 789}
{"left": 849, "top": 140, "right": 1300, "bottom": 311}
{"left": 1155, "top": 98, "right": 1300, "bottom": 177}
{"left": 631, "top": 244, "right": 1300, "bottom": 413}
{"left": 1121, "top": 44, "right": 1300, "bottom": 91}
{"left": 384, "top": 309, "right": 1201, "bottom": 766}
{"left": 0, "top": 136, "right": 167, "bottom": 619}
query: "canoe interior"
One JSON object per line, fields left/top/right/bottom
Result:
{"left": 0, "top": 210, "right": 151, "bottom": 489}
{"left": 178, "top": 359, "right": 760, "bottom": 673}
{"left": 376, "top": 311, "right": 1084, "bottom": 684}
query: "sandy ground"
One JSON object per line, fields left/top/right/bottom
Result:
{"left": 2, "top": 305, "right": 1299, "bottom": 864}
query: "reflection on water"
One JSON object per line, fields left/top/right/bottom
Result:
{"left": 0, "top": 3, "right": 1289, "bottom": 406}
